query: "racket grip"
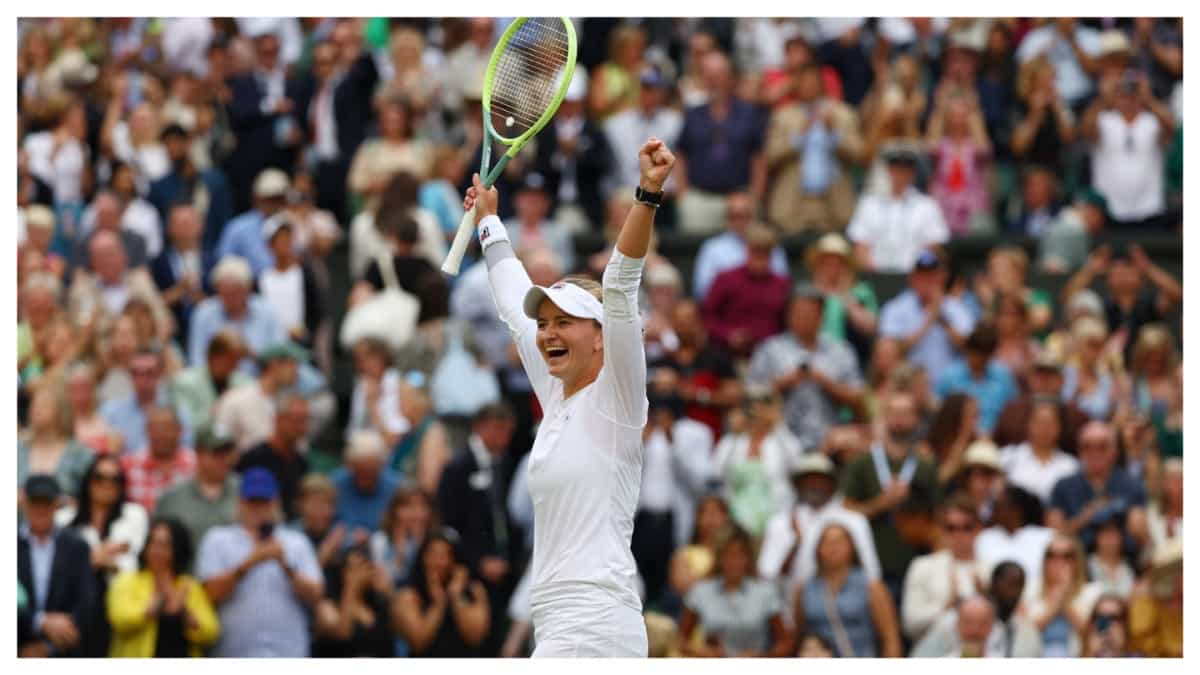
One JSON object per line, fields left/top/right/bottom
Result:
{"left": 441, "top": 206, "right": 477, "bottom": 275}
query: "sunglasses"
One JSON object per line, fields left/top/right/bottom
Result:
{"left": 92, "top": 472, "right": 122, "bottom": 484}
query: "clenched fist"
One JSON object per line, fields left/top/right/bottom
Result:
{"left": 638, "top": 138, "right": 676, "bottom": 193}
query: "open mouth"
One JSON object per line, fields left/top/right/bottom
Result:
{"left": 545, "top": 346, "right": 569, "bottom": 362}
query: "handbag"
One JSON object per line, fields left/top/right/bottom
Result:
{"left": 339, "top": 253, "right": 419, "bottom": 353}
{"left": 430, "top": 320, "right": 500, "bottom": 417}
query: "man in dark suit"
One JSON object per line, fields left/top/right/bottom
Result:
{"left": 148, "top": 125, "right": 236, "bottom": 254}
{"left": 436, "top": 402, "right": 522, "bottom": 655}
{"left": 18, "top": 475, "right": 94, "bottom": 658}
{"left": 151, "top": 203, "right": 216, "bottom": 347}
{"left": 223, "top": 30, "right": 304, "bottom": 214}
{"left": 291, "top": 21, "right": 379, "bottom": 222}
{"left": 531, "top": 71, "right": 615, "bottom": 230}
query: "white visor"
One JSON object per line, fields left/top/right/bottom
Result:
{"left": 523, "top": 281, "right": 604, "bottom": 325}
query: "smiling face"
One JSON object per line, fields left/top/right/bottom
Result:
{"left": 535, "top": 297, "right": 603, "bottom": 385}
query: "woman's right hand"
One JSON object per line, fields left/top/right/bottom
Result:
{"left": 464, "top": 174, "right": 499, "bottom": 226}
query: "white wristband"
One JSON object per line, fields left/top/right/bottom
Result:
{"left": 478, "top": 215, "right": 510, "bottom": 252}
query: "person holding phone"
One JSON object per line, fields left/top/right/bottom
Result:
{"left": 196, "top": 467, "right": 324, "bottom": 657}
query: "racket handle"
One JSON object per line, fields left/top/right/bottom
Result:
{"left": 441, "top": 206, "right": 477, "bottom": 275}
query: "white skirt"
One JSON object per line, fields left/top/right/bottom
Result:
{"left": 530, "top": 585, "right": 647, "bottom": 658}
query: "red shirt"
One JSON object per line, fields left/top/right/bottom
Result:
{"left": 702, "top": 265, "right": 792, "bottom": 358}
{"left": 120, "top": 449, "right": 198, "bottom": 513}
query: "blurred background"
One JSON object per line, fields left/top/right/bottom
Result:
{"left": 16, "top": 16, "right": 1183, "bottom": 659}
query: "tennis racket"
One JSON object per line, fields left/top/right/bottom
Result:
{"left": 441, "top": 17, "right": 578, "bottom": 275}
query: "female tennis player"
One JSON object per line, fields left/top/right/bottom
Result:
{"left": 463, "top": 138, "right": 675, "bottom": 657}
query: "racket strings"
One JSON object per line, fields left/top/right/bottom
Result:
{"left": 489, "top": 17, "right": 571, "bottom": 139}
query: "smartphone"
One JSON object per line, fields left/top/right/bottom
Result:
{"left": 259, "top": 522, "right": 275, "bottom": 540}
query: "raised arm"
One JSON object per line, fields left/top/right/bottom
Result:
{"left": 465, "top": 176, "right": 553, "bottom": 405}
{"left": 597, "top": 139, "right": 676, "bottom": 428}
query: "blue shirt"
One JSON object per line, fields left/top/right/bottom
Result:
{"left": 935, "top": 360, "right": 1018, "bottom": 434}
{"left": 1049, "top": 469, "right": 1147, "bottom": 550}
{"left": 187, "top": 295, "right": 285, "bottom": 372}
{"left": 879, "top": 290, "right": 976, "bottom": 385}
{"left": 677, "top": 99, "right": 766, "bottom": 193}
{"left": 332, "top": 468, "right": 402, "bottom": 533}
{"left": 692, "top": 232, "right": 789, "bottom": 300}
{"left": 215, "top": 210, "right": 273, "bottom": 277}
{"left": 196, "top": 524, "right": 322, "bottom": 657}
{"left": 99, "top": 389, "right": 194, "bottom": 454}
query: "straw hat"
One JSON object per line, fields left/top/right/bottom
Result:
{"left": 805, "top": 232, "right": 854, "bottom": 270}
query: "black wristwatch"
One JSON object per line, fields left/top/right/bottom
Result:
{"left": 634, "top": 185, "right": 664, "bottom": 208}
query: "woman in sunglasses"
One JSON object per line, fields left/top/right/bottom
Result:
{"left": 1026, "top": 532, "right": 1104, "bottom": 657}
{"left": 1081, "top": 594, "right": 1131, "bottom": 657}
{"left": 54, "top": 455, "right": 150, "bottom": 655}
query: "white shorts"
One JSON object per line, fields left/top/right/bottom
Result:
{"left": 530, "top": 588, "right": 647, "bottom": 658}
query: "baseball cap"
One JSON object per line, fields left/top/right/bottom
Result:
{"left": 195, "top": 424, "right": 236, "bottom": 453}
{"left": 789, "top": 453, "right": 836, "bottom": 479}
{"left": 913, "top": 249, "right": 944, "bottom": 271}
{"left": 1031, "top": 350, "right": 1064, "bottom": 372}
{"left": 240, "top": 467, "right": 279, "bottom": 500}
{"left": 1067, "top": 289, "right": 1104, "bottom": 318}
{"left": 791, "top": 281, "right": 825, "bottom": 302}
{"left": 24, "top": 475, "right": 62, "bottom": 502}
{"left": 160, "top": 123, "right": 190, "bottom": 142}
{"left": 262, "top": 214, "right": 295, "bottom": 242}
{"left": 24, "top": 205, "right": 55, "bottom": 232}
{"left": 883, "top": 145, "right": 920, "bottom": 167}
{"left": 1077, "top": 188, "right": 1110, "bottom": 221}
{"left": 253, "top": 168, "right": 290, "bottom": 199}
{"left": 522, "top": 280, "right": 605, "bottom": 325}
{"left": 640, "top": 64, "right": 668, "bottom": 89}
{"left": 258, "top": 341, "right": 309, "bottom": 364}
{"left": 518, "top": 171, "right": 549, "bottom": 194}
{"left": 1097, "top": 30, "right": 1133, "bottom": 58}
{"left": 962, "top": 440, "right": 1002, "bottom": 473}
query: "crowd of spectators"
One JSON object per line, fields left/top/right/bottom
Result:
{"left": 17, "top": 16, "right": 1182, "bottom": 659}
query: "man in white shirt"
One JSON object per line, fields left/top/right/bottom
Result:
{"left": 847, "top": 147, "right": 949, "bottom": 273}
{"left": 1081, "top": 69, "right": 1175, "bottom": 229}
{"left": 757, "top": 453, "right": 880, "bottom": 591}
{"left": 605, "top": 66, "right": 684, "bottom": 194}
{"left": 902, "top": 494, "right": 992, "bottom": 642}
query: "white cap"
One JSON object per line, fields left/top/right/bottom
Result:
{"left": 24, "top": 205, "right": 55, "bottom": 231}
{"left": 1097, "top": 30, "right": 1132, "bottom": 57}
{"left": 522, "top": 280, "right": 604, "bottom": 325}
{"left": 962, "top": 440, "right": 1002, "bottom": 472}
{"left": 210, "top": 255, "right": 254, "bottom": 287}
{"left": 558, "top": 65, "right": 588, "bottom": 103}
{"left": 262, "top": 214, "right": 294, "bottom": 242}
{"left": 253, "top": 168, "right": 290, "bottom": 199}
{"left": 345, "top": 429, "right": 387, "bottom": 462}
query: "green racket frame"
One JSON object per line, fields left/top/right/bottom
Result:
{"left": 441, "top": 17, "right": 578, "bottom": 275}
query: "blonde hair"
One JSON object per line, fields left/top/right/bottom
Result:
{"left": 1130, "top": 323, "right": 1178, "bottom": 376}
{"left": 1017, "top": 55, "right": 1054, "bottom": 102}
{"left": 990, "top": 245, "right": 1030, "bottom": 278}
{"left": 560, "top": 275, "right": 603, "bottom": 303}
{"left": 1072, "top": 315, "right": 1108, "bottom": 343}
{"left": 1041, "top": 533, "right": 1088, "bottom": 602}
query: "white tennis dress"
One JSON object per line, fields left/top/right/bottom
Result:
{"left": 482, "top": 215, "right": 649, "bottom": 657}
